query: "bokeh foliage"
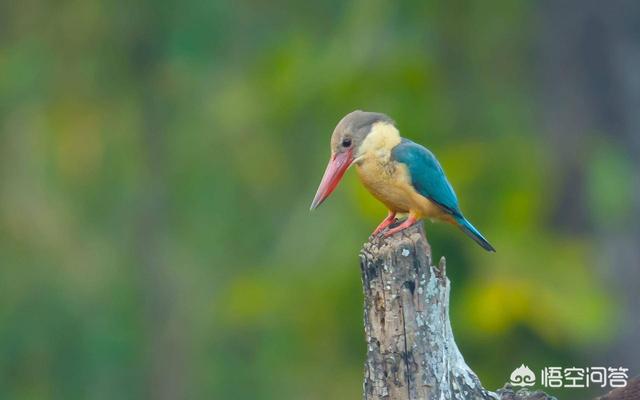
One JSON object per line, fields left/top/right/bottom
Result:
{"left": 0, "top": 0, "right": 631, "bottom": 399}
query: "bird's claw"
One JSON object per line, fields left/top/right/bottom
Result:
{"left": 381, "top": 215, "right": 418, "bottom": 237}
{"left": 371, "top": 212, "right": 397, "bottom": 237}
{"left": 383, "top": 227, "right": 403, "bottom": 238}
{"left": 372, "top": 220, "right": 395, "bottom": 237}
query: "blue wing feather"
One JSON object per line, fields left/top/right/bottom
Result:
{"left": 392, "top": 139, "right": 495, "bottom": 252}
{"left": 391, "top": 139, "right": 461, "bottom": 216}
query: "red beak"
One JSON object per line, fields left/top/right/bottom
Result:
{"left": 310, "top": 149, "right": 353, "bottom": 210}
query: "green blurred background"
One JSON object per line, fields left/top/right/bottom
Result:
{"left": 1, "top": 0, "right": 639, "bottom": 399}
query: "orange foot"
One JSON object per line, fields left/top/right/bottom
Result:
{"left": 384, "top": 214, "right": 418, "bottom": 237}
{"left": 372, "top": 211, "right": 397, "bottom": 236}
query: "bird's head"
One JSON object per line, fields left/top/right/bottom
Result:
{"left": 310, "top": 110, "right": 394, "bottom": 210}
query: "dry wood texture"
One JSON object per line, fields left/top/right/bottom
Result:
{"left": 360, "top": 223, "right": 492, "bottom": 400}
{"left": 359, "top": 223, "right": 557, "bottom": 400}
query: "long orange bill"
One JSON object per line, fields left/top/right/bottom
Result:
{"left": 310, "top": 149, "right": 353, "bottom": 210}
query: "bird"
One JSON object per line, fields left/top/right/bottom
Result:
{"left": 310, "top": 110, "right": 495, "bottom": 252}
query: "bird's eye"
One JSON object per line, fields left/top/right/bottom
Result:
{"left": 342, "top": 138, "right": 352, "bottom": 147}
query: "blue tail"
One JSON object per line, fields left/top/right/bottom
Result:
{"left": 455, "top": 216, "right": 495, "bottom": 252}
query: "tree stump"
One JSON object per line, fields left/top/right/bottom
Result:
{"left": 359, "top": 221, "right": 639, "bottom": 400}
{"left": 360, "top": 223, "right": 494, "bottom": 400}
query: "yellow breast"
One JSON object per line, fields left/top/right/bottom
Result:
{"left": 354, "top": 123, "right": 448, "bottom": 220}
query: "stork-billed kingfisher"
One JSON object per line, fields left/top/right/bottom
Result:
{"left": 310, "top": 110, "right": 495, "bottom": 252}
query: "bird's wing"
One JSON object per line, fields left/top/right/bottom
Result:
{"left": 391, "top": 139, "right": 462, "bottom": 216}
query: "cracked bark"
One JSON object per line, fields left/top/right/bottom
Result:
{"left": 359, "top": 223, "right": 554, "bottom": 400}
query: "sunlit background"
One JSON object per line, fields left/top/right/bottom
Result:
{"left": 1, "top": 0, "right": 639, "bottom": 399}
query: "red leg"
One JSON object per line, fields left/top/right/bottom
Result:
{"left": 384, "top": 213, "right": 418, "bottom": 237}
{"left": 372, "top": 211, "right": 397, "bottom": 236}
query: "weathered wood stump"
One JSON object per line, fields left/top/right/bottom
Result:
{"left": 359, "top": 221, "right": 636, "bottom": 400}
{"left": 360, "top": 223, "right": 494, "bottom": 400}
{"left": 360, "top": 223, "right": 559, "bottom": 400}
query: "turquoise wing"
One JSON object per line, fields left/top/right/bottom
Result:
{"left": 392, "top": 139, "right": 495, "bottom": 252}
{"left": 391, "top": 139, "right": 462, "bottom": 217}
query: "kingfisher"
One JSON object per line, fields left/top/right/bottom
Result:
{"left": 310, "top": 110, "right": 495, "bottom": 252}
